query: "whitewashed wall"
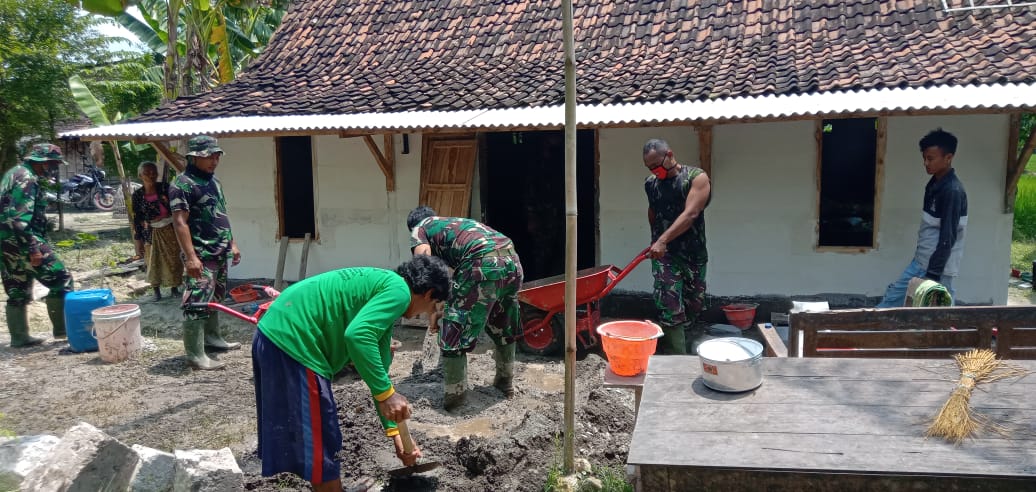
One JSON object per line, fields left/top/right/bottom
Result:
{"left": 216, "top": 114, "right": 1010, "bottom": 304}
{"left": 598, "top": 115, "right": 1011, "bottom": 304}
{"left": 218, "top": 134, "right": 424, "bottom": 281}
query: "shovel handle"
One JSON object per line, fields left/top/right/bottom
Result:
{"left": 397, "top": 420, "right": 415, "bottom": 454}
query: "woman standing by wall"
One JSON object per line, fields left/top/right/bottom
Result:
{"left": 132, "top": 162, "right": 184, "bottom": 301}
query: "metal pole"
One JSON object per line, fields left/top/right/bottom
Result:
{"left": 561, "top": 0, "right": 577, "bottom": 474}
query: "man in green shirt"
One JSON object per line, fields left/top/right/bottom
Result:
{"left": 252, "top": 255, "right": 449, "bottom": 492}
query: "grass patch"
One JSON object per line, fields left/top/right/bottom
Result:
{"left": 1011, "top": 240, "right": 1036, "bottom": 272}
{"left": 1013, "top": 174, "right": 1036, "bottom": 240}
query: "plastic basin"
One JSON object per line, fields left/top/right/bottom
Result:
{"left": 721, "top": 304, "right": 758, "bottom": 330}
{"left": 596, "top": 320, "right": 663, "bottom": 376}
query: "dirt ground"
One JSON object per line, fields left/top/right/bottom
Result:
{"left": 0, "top": 211, "right": 636, "bottom": 491}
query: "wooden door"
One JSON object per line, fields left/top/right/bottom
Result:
{"left": 420, "top": 134, "right": 477, "bottom": 217}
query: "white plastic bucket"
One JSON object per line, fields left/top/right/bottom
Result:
{"left": 91, "top": 304, "right": 142, "bottom": 363}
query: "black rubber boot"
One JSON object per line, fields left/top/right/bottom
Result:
{"left": 45, "top": 296, "right": 66, "bottom": 339}
{"left": 7, "top": 305, "right": 44, "bottom": 348}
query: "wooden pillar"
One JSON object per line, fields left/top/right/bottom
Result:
{"left": 697, "top": 125, "right": 713, "bottom": 178}
{"left": 1006, "top": 113, "right": 1036, "bottom": 213}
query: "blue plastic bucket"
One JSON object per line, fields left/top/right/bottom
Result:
{"left": 65, "top": 289, "right": 115, "bottom": 352}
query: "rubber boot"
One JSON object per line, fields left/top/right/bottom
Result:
{"left": 442, "top": 354, "right": 468, "bottom": 411}
{"left": 6, "top": 305, "right": 44, "bottom": 348}
{"left": 152, "top": 286, "right": 162, "bottom": 302}
{"left": 183, "top": 318, "right": 225, "bottom": 370}
{"left": 492, "top": 342, "right": 516, "bottom": 397}
{"left": 661, "top": 324, "right": 688, "bottom": 355}
{"left": 203, "top": 312, "right": 240, "bottom": 351}
{"left": 45, "top": 296, "right": 67, "bottom": 339}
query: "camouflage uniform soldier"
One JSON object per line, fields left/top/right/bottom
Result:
{"left": 407, "top": 206, "right": 523, "bottom": 411}
{"left": 0, "top": 144, "right": 73, "bottom": 347}
{"left": 170, "top": 136, "right": 241, "bottom": 370}
{"left": 643, "top": 138, "right": 711, "bottom": 354}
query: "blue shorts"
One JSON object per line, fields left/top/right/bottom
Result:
{"left": 252, "top": 329, "right": 341, "bottom": 483}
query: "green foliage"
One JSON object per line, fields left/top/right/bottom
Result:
{"left": 1013, "top": 174, "right": 1036, "bottom": 241}
{"left": 1021, "top": 113, "right": 1035, "bottom": 153}
{"left": 0, "top": 0, "right": 110, "bottom": 170}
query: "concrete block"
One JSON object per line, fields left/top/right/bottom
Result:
{"left": 129, "top": 444, "right": 175, "bottom": 492}
{"left": 21, "top": 422, "right": 138, "bottom": 492}
{"left": 0, "top": 435, "right": 60, "bottom": 490}
{"left": 172, "top": 448, "right": 242, "bottom": 492}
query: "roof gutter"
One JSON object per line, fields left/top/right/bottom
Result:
{"left": 60, "top": 83, "right": 1036, "bottom": 141}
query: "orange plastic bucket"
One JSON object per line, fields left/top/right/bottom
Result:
{"left": 596, "top": 320, "right": 664, "bottom": 376}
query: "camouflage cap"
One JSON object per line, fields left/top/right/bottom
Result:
{"left": 186, "top": 135, "right": 224, "bottom": 157}
{"left": 23, "top": 143, "right": 67, "bottom": 164}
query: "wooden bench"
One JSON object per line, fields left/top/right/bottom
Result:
{"left": 758, "top": 306, "right": 1036, "bottom": 359}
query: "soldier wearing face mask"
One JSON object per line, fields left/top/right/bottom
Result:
{"left": 642, "top": 138, "right": 711, "bottom": 355}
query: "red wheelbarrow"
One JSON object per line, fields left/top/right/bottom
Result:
{"left": 517, "top": 248, "right": 649, "bottom": 355}
{"left": 187, "top": 284, "right": 281, "bottom": 325}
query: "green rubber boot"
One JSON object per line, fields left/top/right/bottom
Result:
{"left": 183, "top": 318, "right": 225, "bottom": 370}
{"left": 6, "top": 305, "right": 44, "bottom": 348}
{"left": 661, "top": 324, "right": 687, "bottom": 355}
{"left": 45, "top": 296, "right": 67, "bottom": 339}
{"left": 203, "top": 312, "right": 240, "bottom": 351}
{"left": 492, "top": 342, "right": 516, "bottom": 397}
{"left": 442, "top": 354, "right": 468, "bottom": 411}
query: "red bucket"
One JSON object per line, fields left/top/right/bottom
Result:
{"left": 721, "top": 304, "right": 757, "bottom": 330}
{"left": 596, "top": 320, "right": 663, "bottom": 376}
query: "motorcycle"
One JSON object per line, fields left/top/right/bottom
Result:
{"left": 56, "top": 163, "right": 116, "bottom": 211}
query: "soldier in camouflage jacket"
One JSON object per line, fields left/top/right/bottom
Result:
{"left": 407, "top": 206, "right": 523, "bottom": 411}
{"left": 170, "top": 136, "right": 242, "bottom": 370}
{"left": 643, "top": 138, "right": 711, "bottom": 354}
{"left": 0, "top": 144, "right": 73, "bottom": 347}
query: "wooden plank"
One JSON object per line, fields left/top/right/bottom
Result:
{"left": 812, "top": 328, "right": 986, "bottom": 349}
{"left": 419, "top": 134, "right": 477, "bottom": 217}
{"left": 362, "top": 134, "right": 395, "bottom": 191}
{"left": 640, "top": 376, "right": 1034, "bottom": 407}
{"left": 274, "top": 236, "right": 289, "bottom": 291}
{"left": 297, "top": 233, "right": 311, "bottom": 281}
{"left": 640, "top": 465, "right": 1035, "bottom": 492}
{"left": 629, "top": 357, "right": 1036, "bottom": 484}
{"left": 629, "top": 431, "right": 1036, "bottom": 476}
{"left": 997, "top": 325, "right": 1036, "bottom": 360}
{"left": 697, "top": 125, "right": 712, "bottom": 178}
{"left": 634, "top": 401, "right": 1036, "bottom": 436}
{"left": 756, "top": 323, "right": 787, "bottom": 357}
{"left": 872, "top": 116, "right": 887, "bottom": 249}
{"left": 150, "top": 141, "right": 186, "bottom": 173}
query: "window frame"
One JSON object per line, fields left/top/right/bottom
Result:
{"left": 274, "top": 135, "right": 319, "bottom": 241}
{"left": 814, "top": 117, "right": 886, "bottom": 253}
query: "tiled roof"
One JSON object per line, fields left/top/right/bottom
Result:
{"left": 133, "top": 0, "right": 1036, "bottom": 122}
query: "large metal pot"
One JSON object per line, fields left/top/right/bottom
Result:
{"left": 697, "top": 337, "right": 764, "bottom": 392}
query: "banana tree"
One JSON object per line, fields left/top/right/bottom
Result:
{"left": 68, "top": 75, "right": 140, "bottom": 225}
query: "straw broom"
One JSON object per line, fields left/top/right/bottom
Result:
{"left": 926, "top": 349, "right": 1030, "bottom": 445}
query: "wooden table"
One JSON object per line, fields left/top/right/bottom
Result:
{"left": 627, "top": 356, "right": 1036, "bottom": 491}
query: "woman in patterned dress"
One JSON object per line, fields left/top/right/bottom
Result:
{"left": 132, "top": 162, "right": 184, "bottom": 301}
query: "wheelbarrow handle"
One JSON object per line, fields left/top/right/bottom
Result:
{"left": 187, "top": 302, "right": 260, "bottom": 325}
{"left": 600, "top": 247, "right": 650, "bottom": 299}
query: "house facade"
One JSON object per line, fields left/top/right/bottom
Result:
{"left": 62, "top": 1, "right": 1036, "bottom": 306}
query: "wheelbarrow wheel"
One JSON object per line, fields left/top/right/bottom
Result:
{"left": 518, "top": 306, "right": 563, "bottom": 356}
